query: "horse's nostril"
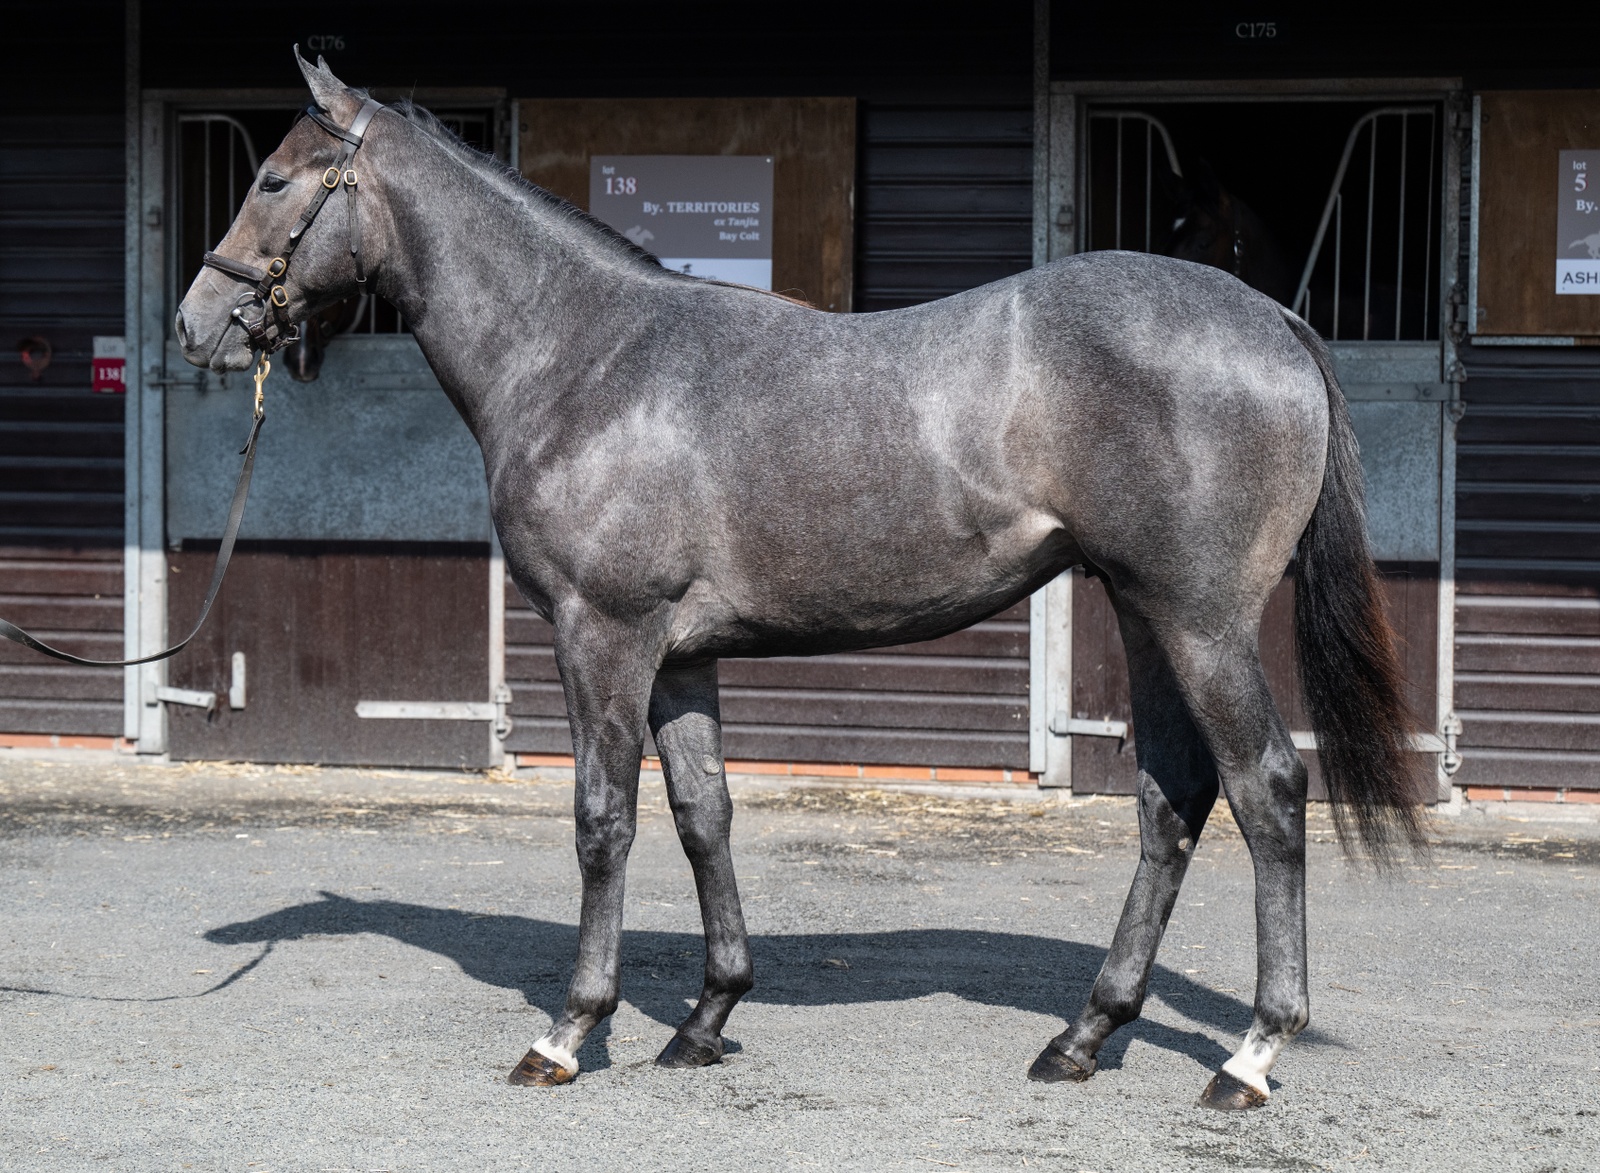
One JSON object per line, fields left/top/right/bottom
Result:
{"left": 174, "top": 310, "right": 192, "bottom": 349}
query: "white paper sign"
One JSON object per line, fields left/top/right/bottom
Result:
{"left": 1556, "top": 149, "right": 1600, "bottom": 294}
{"left": 590, "top": 155, "right": 774, "bottom": 289}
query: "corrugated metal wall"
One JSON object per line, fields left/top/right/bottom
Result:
{"left": 0, "top": 108, "right": 125, "bottom": 737}
{"left": 1454, "top": 346, "right": 1600, "bottom": 791}
{"left": 504, "top": 100, "right": 1036, "bottom": 768}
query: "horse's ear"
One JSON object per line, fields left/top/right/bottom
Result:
{"left": 293, "top": 44, "right": 360, "bottom": 121}
{"left": 1154, "top": 158, "right": 1190, "bottom": 209}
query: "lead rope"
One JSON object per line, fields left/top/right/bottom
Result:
{"left": 0, "top": 357, "right": 269, "bottom": 667}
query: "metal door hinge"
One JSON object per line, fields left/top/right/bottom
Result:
{"left": 493, "top": 682, "right": 514, "bottom": 741}
{"left": 355, "top": 684, "right": 516, "bottom": 742}
{"left": 356, "top": 701, "right": 495, "bottom": 720}
{"left": 1051, "top": 709, "right": 1128, "bottom": 742}
{"left": 1440, "top": 712, "right": 1464, "bottom": 776}
{"left": 149, "top": 684, "right": 216, "bottom": 711}
{"left": 228, "top": 652, "right": 247, "bottom": 710}
{"left": 1290, "top": 730, "right": 1446, "bottom": 753}
{"left": 146, "top": 372, "right": 206, "bottom": 390}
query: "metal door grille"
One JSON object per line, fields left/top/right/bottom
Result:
{"left": 1084, "top": 110, "right": 1181, "bottom": 254}
{"left": 1292, "top": 107, "right": 1440, "bottom": 341}
{"left": 1082, "top": 102, "right": 1443, "bottom": 340}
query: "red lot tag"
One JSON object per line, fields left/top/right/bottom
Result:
{"left": 92, "top": 336, "right": 125, "bottom": 393}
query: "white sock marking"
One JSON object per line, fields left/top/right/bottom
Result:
{"left": 532, "top": 1036, "right": 579, "bottom": 1076}
{"left": 1220, "top": 1029, "right": 1285, "bottom": 1096}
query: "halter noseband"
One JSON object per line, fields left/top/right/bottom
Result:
{"left": 202, "top": 97, "right": 384, "bottom": 354}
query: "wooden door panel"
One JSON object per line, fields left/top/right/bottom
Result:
{"left": 517, "top": 97, "right": 855, "bottom": 313}
{"left": 1070, "top": 565, "right": 1439, "bottom": 798}
{"left": 166, "top": 542, "right": 490, "bottom": 767}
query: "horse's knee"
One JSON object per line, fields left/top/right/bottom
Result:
{"left": 574, "top": 805, "right": 636, "bottom": 873}
{"left": 669, "top": 790, "right": 733, "bottom": 859}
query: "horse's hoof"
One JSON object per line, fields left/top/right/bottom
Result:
{"left": 655, "top": 1032, "right": 723, "bottom": 1068}
{"left": 1198, "top": 1070, "right": 1268, "bottom": 1110}
{"left": 1027, "top": 1044, "right": 1095, "bottom": 1083}
{"left": 508, "top": 1049, "right": 576, "bottom": 1087}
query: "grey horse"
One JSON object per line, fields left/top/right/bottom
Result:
{"left": 173, "top": 51, "right": 1425, "bottom": 1111}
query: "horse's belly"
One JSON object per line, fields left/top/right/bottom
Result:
{"left": 667, "top": 509, "right": 1073, "bottom": 660}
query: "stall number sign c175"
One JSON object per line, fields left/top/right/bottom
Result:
{"left": 589, "top": 155, "right": 774, "bottom": 290}
{"left": 1557, "top": 150, "right": 1600, "bottom": 294}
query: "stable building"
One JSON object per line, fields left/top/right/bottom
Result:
{"left": 3, "top": 3, "right": 1597, "bottom": 805}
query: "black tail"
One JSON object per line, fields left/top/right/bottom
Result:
{"left": 1281, "top": 309, "right": 1428, "bottom": 863}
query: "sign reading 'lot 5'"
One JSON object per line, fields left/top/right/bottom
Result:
{"left": 589, "top": 155, "right": 774, "bottom": 290}
{"left": 1557, "top": 149, "right": 1600, "bottom": 294}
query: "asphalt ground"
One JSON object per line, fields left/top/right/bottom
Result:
{"left": 1, "top": 755, "right": 1597, "bottom": 1172}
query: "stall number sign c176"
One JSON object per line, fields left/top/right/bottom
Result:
{"left": 589, "top": 155, "right": 774, "bottom": 290}
{"left": 1557, "top": 150, "right": 1600, "bottom": 294}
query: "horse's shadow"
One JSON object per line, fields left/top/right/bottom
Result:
{"left": 204, "top": 892, "right": 1294, "bottom": 1075}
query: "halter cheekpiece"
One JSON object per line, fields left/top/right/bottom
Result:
{"left": 202, "top": 97, "right": 384, "bottom": 354}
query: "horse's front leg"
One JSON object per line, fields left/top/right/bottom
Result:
{"left": 509, "top": 608, "right": 659, "bottom": 1087}
{"left": 648, "top": 660, "right": 753, "bottom": 1068}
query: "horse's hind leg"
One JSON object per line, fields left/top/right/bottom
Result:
{"left": 1029, "top": 609, "right": 1220, "bottom": 1084}
{"left": 647, "top": 660, "right": 753, "bottom": 1068}
{"left": 1158, "top": 625, "right": 1310, "bottom": 1110}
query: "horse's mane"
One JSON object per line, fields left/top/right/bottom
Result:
{"left": 383, "top": 97, "right": 813, "bottom": 308}
{"left": 385, "top": 97, "right": 662, "bottom": 271}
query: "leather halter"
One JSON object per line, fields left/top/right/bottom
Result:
{"left": 202, "top": 97, "right": 384, "bottom": 354}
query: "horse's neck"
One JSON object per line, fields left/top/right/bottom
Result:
{"left": 371, "top": 134, "right": 656, "bottom": 429}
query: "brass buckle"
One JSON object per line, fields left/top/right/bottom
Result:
{"left": 270, "top": 285, "right": 289, "bottom": 307}
{"left": 266, "top": 257, "right": 287, "bottom": 278}
{"left": 322, "top": 166, "right": 341, "bottom": 189}
{"left": 343, "top": 168, "right": 358, "bottom": 187}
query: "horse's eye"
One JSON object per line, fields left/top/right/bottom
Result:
{"left": 259, "top": 173, "right": 289, "bottom": 194}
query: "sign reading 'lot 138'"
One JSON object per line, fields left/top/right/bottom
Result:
{"left": 589, "top": 155, "right": 774, "bottom": 289}
{"left": 1557, "top": 150, "right": 1600, "bottom": 294}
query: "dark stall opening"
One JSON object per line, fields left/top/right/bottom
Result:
{"left": 1083, "top": 101, "right": 1443, "bottom": 342}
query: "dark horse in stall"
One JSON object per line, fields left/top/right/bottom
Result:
{"left": 173, "top": 51, "right": 1425, "bottom": 1111}
{"left": 1161, "top": 158, "right": 1298, "bottom": 307}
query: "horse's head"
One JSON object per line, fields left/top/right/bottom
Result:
{"left": 1161, "top": 159, "right": 1295, "bottom": 305}
{"left": 1161, "top": 159, "right": 1239, "bottom": 273}
{"left": 175, "top": 48, "right": 383, "bottom": 373}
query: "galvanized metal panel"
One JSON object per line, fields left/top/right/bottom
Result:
{"left": 1347, "top": 401, "right": 1442, "bottom": 561}
{"left": 163, "top": 337, "right": 490, "bottom": 543}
